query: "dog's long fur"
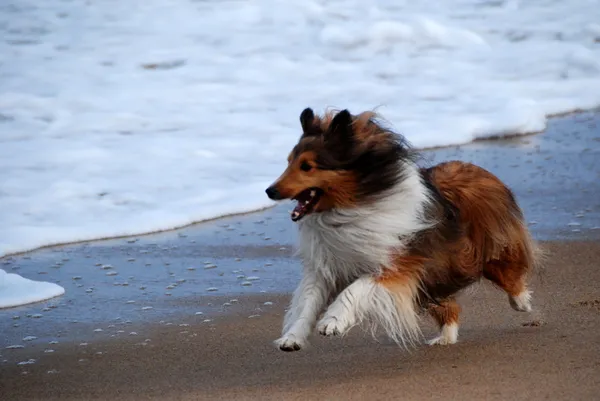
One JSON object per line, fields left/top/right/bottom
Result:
{"left": 266, "top": 108, "right": 540, "bottom": 352}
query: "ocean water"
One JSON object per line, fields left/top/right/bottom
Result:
{"left": 1, "top": 0, "right": 600, "bottom": 264}
{"left": 0, "top": 268, "right": 64, "bottom": 309}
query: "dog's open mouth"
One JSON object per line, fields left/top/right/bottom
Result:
{"left": 291, "top": 188, "right": 323, "bottom": 222}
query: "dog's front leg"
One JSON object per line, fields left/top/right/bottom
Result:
{"left": 316, "top": 275, "right": 421, "bottom": 346}
{"left": 275, "top": 272, "right": 329, "bottom": 352}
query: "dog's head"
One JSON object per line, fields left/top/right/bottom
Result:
{"left": 265, "top": 108, "right": 413, "bottom": 222}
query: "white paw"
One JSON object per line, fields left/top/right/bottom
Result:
{"left": 427, "top": 323, "right": 458, "bottom": 346}
{"left": 509, "top": 290, "right": 532, "bottom": 312}
{"left": 274, "top": 333, "right": 306, "bottom": 352}
{"left": 427, "top": 335, "right": 457, "bottom": 346}
{"left": 317, "top": 315, "right": 350, "bottom": 337}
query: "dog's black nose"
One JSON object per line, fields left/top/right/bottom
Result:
{"left": 265, "top": 186, "right": 282, "bottom": 200}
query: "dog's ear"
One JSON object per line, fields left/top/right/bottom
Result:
{"left": 325, "top": 109, "right": 354, "bottom": 159}
{"left": 299, "top": 107, "right": 315, "bottom": 133}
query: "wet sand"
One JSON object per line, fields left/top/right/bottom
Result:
{"left": 2, "top": 111, "right": 600, "bottom": 400}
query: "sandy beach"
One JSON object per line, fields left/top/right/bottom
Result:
{"left": 1, "top": 112, "right": 600, "bottom": 400}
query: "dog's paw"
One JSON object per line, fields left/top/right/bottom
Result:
{"left": 274, "top": 333, "right": 306, "bottom": 352}
{"left": 427, "top": 323, "right": 458, "bottom": 346}
{"left": 317, "top": 315, "right": 348, "bottom": 337}
{"left": 427, "top": 335, "right": 457, "bottom": 346}
{"left": 509, "top": 290, "right": 532, "bottom": 312}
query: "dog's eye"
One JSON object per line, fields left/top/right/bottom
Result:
{"left": 300, "top": 161, "right": 312, "bottom": 172}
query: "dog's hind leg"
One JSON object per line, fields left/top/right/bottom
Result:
{"left": 483, "top": 256, "right": 532, "bottom": 313}
{"left": 427, "top": 298, "right": 460, "bottom": 345}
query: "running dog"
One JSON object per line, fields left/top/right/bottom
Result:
{"left": 265, "top": 108, "right": 539, "bottom": 351}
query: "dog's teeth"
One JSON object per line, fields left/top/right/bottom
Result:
{"left": 304, "top": 200, "right": 310, "bottom": 205}
{"left": 310, "top": 190, "right": 316, "bottom": 197}
{"left": 292, "top": 211, "right": 299, "bottom": 218}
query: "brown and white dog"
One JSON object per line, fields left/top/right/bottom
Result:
{"left": 265, "top": 108, "right": 539, "bottom": 352}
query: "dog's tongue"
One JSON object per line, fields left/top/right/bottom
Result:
{"left": 291, "top": 189, "right": 318, "bottom": 222}
{"left": 291, "top": 202, "right": 307, "bottom": 221}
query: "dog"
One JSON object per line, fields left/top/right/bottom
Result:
{"left": 265, "top": 107, "right": 539, "bottom": 352}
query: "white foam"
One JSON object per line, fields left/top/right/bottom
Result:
{"left": 0, "top": 269, "right": 65, "bottom": 309}
{"left": 1, "top": 0, "right": 599, "bottom": 256}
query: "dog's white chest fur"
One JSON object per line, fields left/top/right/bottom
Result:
{"left": 298, "top": 214, "right": 395, "bottom": 285}
{"left": 296, "top": 166, "right": 432, "bottom": 286}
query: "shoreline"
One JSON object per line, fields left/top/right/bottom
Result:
{"left": 0, "top": 205, "right": 278, "bottom": 260}
{"left": 2, "top": 108, "right": 598, "bottom": 260}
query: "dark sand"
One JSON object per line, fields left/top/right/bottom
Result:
{"left": 2, "top": 111, "right": 600, "bottom": 400}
